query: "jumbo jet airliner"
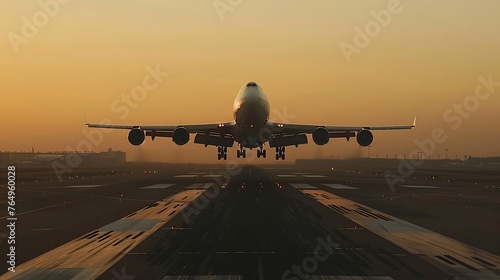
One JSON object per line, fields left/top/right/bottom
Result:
{"left": 86, "top": 82, "right": 416, "bottom": 160}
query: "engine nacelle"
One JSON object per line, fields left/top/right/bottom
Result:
{"left": 128, "top": 128, "right": 145, "bottom": 146}
{"left": 356, "top": 129, "right": 373, "bottom": 146}
{"left": 172, "top": 127, "right": 189, "bottom": 145}
{"left": 312, "top": 127, "right": 329, "bottom": 145}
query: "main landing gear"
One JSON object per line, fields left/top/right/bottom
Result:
{"left": 236, "top": 145, "right": 246, "bottom": 158}
{"left": 276, "top": 146, "right": 285, "bottom": 160}
{"left": 217, "top": 146, "right": 227, "bottom": 160}
{"left": 257, "top": 145, "right": 266, "bottom": 158}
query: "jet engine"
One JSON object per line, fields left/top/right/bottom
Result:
{"left": 172, "top": 127, "right": 190, "bottom": 145}
{"left": 356, "top": 129, "right": 373, "bottom": 146}
{"left": 312, "top": 127, "right": 329, "bottom": 145}
{"left": 128, "top": 128, "right": 145, "bottom": 146}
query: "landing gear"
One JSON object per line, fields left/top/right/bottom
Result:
{"left": 217, "top": 146, "right": 228, "bottom": 160}
{"left": 236, "top": 146, "right": 246, "bottom": 158}
{"left": 275, "top": 146, "right": 285, "bottom": 160}
{"left": 257, "top": 145, "right": 266, "bottom": 158}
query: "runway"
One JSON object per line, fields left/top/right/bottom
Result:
{"left": 1, "top": 164, "right": 499, "bottom": 279}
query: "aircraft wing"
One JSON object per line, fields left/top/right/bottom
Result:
{"left": 86, "top": 121, "right": 237, "bottom": 147}
{"left": 265, "top": 117, "right": 416, "bottom": 147}
{"left": 86, "top": 122, "right": 235, "bottom": 132}
{"left": 267, "top": 117, "right": 416, "bottom": 133}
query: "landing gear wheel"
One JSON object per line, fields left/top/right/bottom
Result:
{"left": 218, "top": 146, "right": 228, "bottom": 160}
{"left": 237, "top": 147, "right": 246, "bottom": 159}
{"left": 275, "top": 146, "right": 286, "bottom": 160}
{"left": 257, "top": 145, "right": 266, "bottom": 159}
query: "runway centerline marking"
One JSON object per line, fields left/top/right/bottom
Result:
{"left": 140, "top": 183, "right": 176, "bottom": 189}
{"left": 62, "top": 185, "right": 102, "bottom": 188}
{"left": 290, "top": 183, "right": 318, "bottom": 189}
{"left": 174, "top": 174, "right": 198, "bottom": 178}
{"left": 323, "top": 184, "right": 358, "bottom": 190}
{"left": 0, "top": 190, "right": 206, "bottom": 280}
{"left": 203, "top": 175, "right": 223, "bottom": 178}
{"left": 302, "top": 189, "right": 500, "bottom": 279}
{"left": 185, "top": 183, "right": 215, "bottom": 189}
{"left": 303, "top": 175, "right": 327, "bottom": 178}
{"left": 400, "top": 185, "right": 441, "bottom": 189}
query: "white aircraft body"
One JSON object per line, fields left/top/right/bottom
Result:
{"left": 86, "top": 82, "right": 415, "bottom": 160}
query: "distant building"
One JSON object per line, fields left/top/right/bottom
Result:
{"left": 0, "top": 149, "right": 126, "bottom": 167}
{"left": 464, "top": 157, "right": 500, "bottom": 168}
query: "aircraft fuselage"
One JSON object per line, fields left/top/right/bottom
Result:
{"left": 232, "top": 82, "right": 270, "bottom": 148}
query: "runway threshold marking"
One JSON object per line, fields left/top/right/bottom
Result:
{"left": 2, "top": 190, "right": 205, "bottom": 280}
{"left": 302, "top": 189, "right": 500, "bottom": 279}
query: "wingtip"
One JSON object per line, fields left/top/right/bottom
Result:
{"left": 412, "top": 116, "right": 417, "bottom": 127}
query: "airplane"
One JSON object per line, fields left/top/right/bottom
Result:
{"left": 86, "top": 81, "right": 416, "bottom": 160}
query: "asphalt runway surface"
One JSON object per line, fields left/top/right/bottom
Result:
{"left": 0, "top": 163, "right": 499, "bottom": 279}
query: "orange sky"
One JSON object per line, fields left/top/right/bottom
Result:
{"left": 1, "top": 1, "right": 500, "bottom": 163}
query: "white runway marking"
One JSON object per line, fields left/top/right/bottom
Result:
{"left": 140, "top": 184, "right": 176, "bottom": 189}
{"left": 174, "top": 174, "right": 198, "bottom": 178}
{"left": 290, "top": 183, "right": 318, "bottom": 189}
{"left": 323, "top": 184, "right": 358, "bottom": 190}
{"left": 185, "top": 183, "right": 215, "bottom": 189}
{"left": 277, "top": 175, "right": 297, "bottom": 177}
{"left": 303, "top": 189, "right": 500, "bottom": 279}
{"left": 203, "top": 174, "right": 223, "bottom": 178}
{"left": 400, "top": 185, "right": 441, "bottom": 189}
{"left": 303, "top": 175, "right": 327, "bottom": 178}
{"left": 63, "top": 185, "right": 101, "bottom": 188}
{"left": 3, "top": 190, "right": 206, "bottom": 280}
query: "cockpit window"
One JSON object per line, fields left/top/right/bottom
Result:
{"left": 246, "top": 82, "right": 257, "bottom": 87}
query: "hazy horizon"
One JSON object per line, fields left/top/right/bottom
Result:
{"left": 2, "top": 1, "right": 500, "bottom": 163}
